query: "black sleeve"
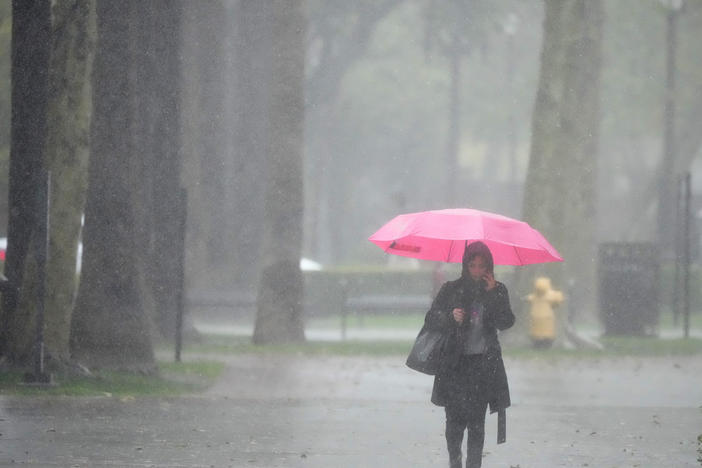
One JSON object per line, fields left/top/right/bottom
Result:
{"left": 424, "top": 282, "right": 456, "bottom": 332}
{"left": 484, "top": 282, "right": 515, "bottom": 331}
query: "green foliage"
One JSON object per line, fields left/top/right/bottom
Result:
{"left": 598, "top": 0, "right": 702, "bottom": 240}
{"left": 0, "top": 360, "right": 224, "bottom": 396}
{"left": 312, "top": 0, "right": 545, "bottom": 265}
{"left": 600, "top": 0, "right": 666, "bottom": 137}
{"left": 325, "top": 2, "right": 450, "bottom": 261}
{"left": 311, "top": 0, "right": 702, "bottom": 265}
{"left": 157, "top": 360, "right": 225, "bottom": 380}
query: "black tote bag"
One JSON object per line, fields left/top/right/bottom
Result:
{"left": 405, "top": 325, "right": 449, "bottom": 375}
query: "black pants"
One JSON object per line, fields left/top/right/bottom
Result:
{"left": 442, "top": 353, "right": 490, "bottom": 468}
{"left": 445, "top": 399, "right": 487, "bottom": 468}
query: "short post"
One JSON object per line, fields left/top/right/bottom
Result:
{"left": 673, "top": 174, "right": 683, "bottom": 326}
{"left": 682, "top": 172, "right": 691, "bottom": 339}
{"left": 339, "top": 278, "right": 348, "bottom": 341}
{"left": 175, "top": 188, "right": 187, "bottom": 362}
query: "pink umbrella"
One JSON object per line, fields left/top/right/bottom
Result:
{"left": 368, "top": 208, "right": 563, "bottom": 266}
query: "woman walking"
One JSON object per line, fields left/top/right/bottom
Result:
{"left": 424, "top": 241, "right": 514, "bottom": 468}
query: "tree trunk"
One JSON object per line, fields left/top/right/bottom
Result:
{"left": 253, "top": 0, "right": 306, "bottom": 344}
{"left": 0, "top": 0, "right": 51, "bottom": 363}
{"left": 134, "top": 1, "right": 185, "bottom": 340}
{"left": 228, "top": 0, "right": 272, "bottom": 291}
{"left": 181, "top": 0, "right": 239, "bottom": 292}
{"left": 196, "top": 1, "right": 231, "bottom": 284}
{"left": 179, "top": 3, "right": 205, "bottom": 292}
{"left": 512, "top": 0, "right": 603, "bottom": 343}
{"left": 29, "top": 0, "right": 95, "bottom": 366}
{"left": 70, "top": 0, "right": 154, "bottom": 371}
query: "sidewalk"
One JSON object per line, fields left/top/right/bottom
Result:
{"left": 1, "top": 352, "right": 701, "bottom": 467}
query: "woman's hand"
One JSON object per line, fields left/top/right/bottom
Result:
{"left": 483, "top": 272, "right": 497, "bottom": 291}
{"left": 452, "top": 308, "right": 465, "bottom": 324}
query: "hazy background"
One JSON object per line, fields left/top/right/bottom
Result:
{"left": 1, "top": 0, "right": 701, "bottom": 357}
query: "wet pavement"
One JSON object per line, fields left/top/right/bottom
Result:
{"left": 1, "top": 353, "right": 701, "bottom": 467}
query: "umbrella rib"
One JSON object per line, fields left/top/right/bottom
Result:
{"left": 446, "top": 239, "right": 455, "bottom": 262}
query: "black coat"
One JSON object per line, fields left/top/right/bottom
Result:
{"left": 424, "top": 278, "right": 514, "bottom": 413}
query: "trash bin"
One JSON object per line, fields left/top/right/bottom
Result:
{"left": 598, "top": 242, "right": 659, "bottom": 336}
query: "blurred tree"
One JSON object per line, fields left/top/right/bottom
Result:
{"left": 655, "top": 0, "right": 683, "bottom": 248}
{"left": 308, "top": 1, "right": 454, "bottom": 264}
{"left": 307, "top": 0, "right": 541, "bottom": 265}
{"left": 617, "top": 0, "right": 702, "bottom": 240}
{"left": 0, "top": 0, "right": 51, "bottom": 362}
{"left": 70, "top": 0, "right": 155, "bottom": 371}
{"left": 132, "top": 1, "right": 185, "bottom": 341}
{"left": 253, "top": 0, "right": 306, "bottom": 344}
{"left": 305, "top": 0, "right": 404, "bottom": 263}
{"left": 422, "top": 0, "right": 497, "bottom": 205}
{"left": 10, "top": 0, "right": 95, "bottom": 368}
{"left": 226, "top": 0, "right": 272, "bottom": 292}
{"left": 516, "top": 0, "right": 603, "bottom": 337}
{"left": 181, "top": 0, "right": 236, "bottom": 292}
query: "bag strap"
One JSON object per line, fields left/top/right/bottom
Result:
{"left": 497, "top": 409, "right": 506, "bottom": 444}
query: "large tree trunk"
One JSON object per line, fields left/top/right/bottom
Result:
{"left": 194, "top": 1, "right": 231, "bottom": 285}
{"left": 70, "top": 0, "right": 154, "bottom": 371}
{"left": 25, "top": 0, "right": 95, "bottom": 366}
{"left": 134, "top": 1, "right": 185, "bottom": 340}
{"left": 228, "top": 0, "right": 272, "bottom": 291}
{"left": 0, "top": 0, "right": 51, "bottom": 363}
{"left": 181, "top": 0, "right": 239, "bottom": 292}
{"left": 179, "top": 3, "right": 205, "bottom": 292}
{"left": 253, "top": 0, "right": 306, "bottom": 344}
{"left": 512, "top": 0, "right": 603, "bottom": 343}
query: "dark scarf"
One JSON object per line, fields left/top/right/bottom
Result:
{"left": 453, "top": 277, "right": 486, "bottom": 311}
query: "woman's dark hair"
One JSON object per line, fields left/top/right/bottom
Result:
{"left": 461, "top": 240, "right": 494, "bottom": 278}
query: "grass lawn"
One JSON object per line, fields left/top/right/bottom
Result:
{"left": 184, "top": 334, "right": 413, "bottom": 356}
{"left": 7, "top": 310, "right": 696, "bottom": 396}
{"left": 0, "top": 360, "right": 225, "bottom": 397}
{"left": 183, "top": 332, "right": 702, "bottom": 358}
{"left": 187, "top": 309, "right": 702, "bottom": 358}
{"left": 306, "top": 309, "right": 702, "bottom": 332}
{"left": 186, "top": 306, "right": 702, "bottom": 358}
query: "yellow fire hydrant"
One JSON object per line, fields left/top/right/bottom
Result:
{"left": 526, "top": 277, "right": 564, "bottom": 348}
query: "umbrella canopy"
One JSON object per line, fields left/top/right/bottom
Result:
{"left": 368, "top": 208, "right": 563, "bottom": 266}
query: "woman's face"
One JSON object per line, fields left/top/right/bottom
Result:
{"left": 467, "top": 255, "right": 488, "bottom": 282}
